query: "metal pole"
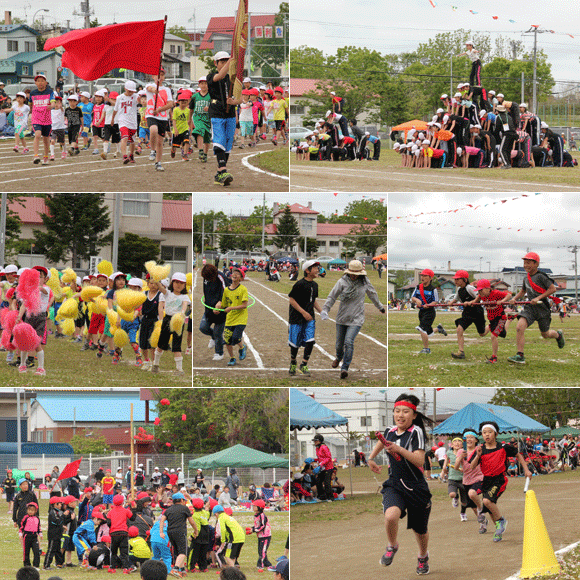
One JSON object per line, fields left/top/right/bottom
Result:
{"left": 261, "top": 193, "right": 266, "bottom": 252}
{"left": 432, "top": 388, "right": 437, "bottom": 431}
{"left": 450, "top": 56, "right": 453, "bottom": 96}
{"left": 247, "top": 12, "right": 251, "bottom": 78}
{"left": 521, "top": 71, "right": 524, "bottom": 104}
{"left": 130, "top": 403, "right": 135, "bottom": 500}
{"left": 0, "top": 191, "right": 7, "bottom": 267}
{"left": 16, "top": 388, "right": 22, "bottom": 471}
{"left": 532, "top": 28, "right": 537, "bottom": 115}
{"left": 112, "top": 193, "right": 120, "bottom": 271}
{"left": 201, "top": 218, "right": 205, "bottom": 260}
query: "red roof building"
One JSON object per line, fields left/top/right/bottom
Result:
{"left": 199, "top": 14, "right": 276, "bottom": 51}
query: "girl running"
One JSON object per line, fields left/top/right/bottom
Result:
{"left": 367, "top": 393, "right": 431, "bottom": 575}
{"left": 470, "top": 421, "right": 531, "bottom": 542}
{"left": 455, "top": 428, "right": 487, "bottom": 533}
{"left": 442, "top": 437, "right": 468, "bottom": 521}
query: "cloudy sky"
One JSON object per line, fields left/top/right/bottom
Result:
{"left": 290, "top": 0, "right": 580, "bottom": 89}
{"left": 388, "top": 193, "right": 580, "bottom": 274}
{"left": 303, "top": 387, "right": 497, "bottom": 416}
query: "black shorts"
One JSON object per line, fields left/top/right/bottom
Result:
{"left": 23, "top": 312, "right": 47, "bottom": 343}
{"left": 6, "top": 489, "right": 14, "bottom": 502}
{"left": 455, "top": 309, "right": 486, "bottom": 334}
{"left": 275, "top": 120, "right": 286, "bottom": 131}
{"left": 224, "top": 325, "right": 245, "bottom": 346}
{"left": 33, "top": 124, "right": 52, "bottom": 137}
{"left": 381, "top": 479, "right": 431, "bottom": 535}
{"left": 51, "top": 129, "right": 65, "bottom": 144}
{"left": 139, "top": 317, "right": 157, "bottom": 350}
{"left": 168, "top": 530, "right": 187, "bottom": 557}
{"left": 418, "top": 308, "right": 436, "bottom": 335}
{"left": 172, "top": 131, "right": 190, "bottom": 146}
{"left": 489, "top": 316, "right": 507, "bottom": 338}
{"left": 227, "top": 542, "right": 243, "bottom": 561}
{"left": 103, "top": 124, "right": 121, "bottom": 144}
{"left": 157, "top": 314, "right": 184, "bottom": 353}
{"left": 92, "top": 125, "right": 104, "bottom": 138}
{"left": 481, "top": 474, "right": 508, "bottom": 508}
{"left": 147, "top": 118, "right": 170, "bottom": 137}
{"left": 464, "top": 481, "right": 483, "bottom": 508}
{"left": 68, "top": 125, "right": 81, "bottom": 144}
{"left": 517, "top": 304, "right": 552, "bottom": 332}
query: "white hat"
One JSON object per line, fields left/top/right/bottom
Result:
{"left": 82, "top": 276, "right": 90, "bottom": 282}
{"left": 177, "top": 467, "right": 182, "bottom": 471}
{"left": 4, "top": 265, "right": 18, "bottom": 274}
{"left": 497, "top": 93, "right": 504, "bottom": 98}
{"left": 479, "top": 109, "right": 487, "bottom": 117}
{"left": 171, "top": 272, "right": 187, "bottom": 283}
{"left": 170, "top": 469, "right": 175, "bottom": 473}
{"left": 474, "top": 124, "right": 482, "bottom": 129}
{"left": 520, "top": 102, "right": 528, "bottom": 108}
{"left": 466, "top": 39, "right": 474, "bottom": 45}
{"left": 488, "top": 90, "right": 496, "bottom": 96}
{"left": 364, "top": 131, "right": 370, "bottom": 136}
{"left": 302, "top": 259, "right": 320, "bottom": 272}
{"left": 16, "top": 91, "right": 26, "bottom": 98}
{"left": 259, "top": 85, "right": 266, "bottom": 90}
{"left": 427, "top": 122, "right": 434, "bottom": 126}
{"left": 436, "top": 108, "right": 444, "bottom": 114}
{"left": 198, "top": 76, "right": 207, "bottom": 83}
{"left": 17, "top": 268, "right": 25, "bottom": 276}
{"left": 325, "top": 109, "right": 332, "bottom": 117}
{"left": 154, "top": 467, "right": 159, "bottom": 470}
{"left": 128, "top": 277, "right": 143, "bottom": 288}
{"left": 431, "top": 115, "right": 438, "bottom": 123}
{"left": 68, "top": 94, "right": 78, "bottom": 101}
{"left": 440, "top": 93, "right": 448, "bottom": 100}
{"left": 454, "top": 92, "right": 462, "bottom": 98}
{"left": 443, "top": 115, "right": 449, "bottom": 124}
{"left": 462, "top": 82, "right": 470, "bottom": 87}
{"left": 110, "top": 271, "right": 125, "bottom": 281}
{"left": 214, "top": 51, "right": 230, "bottom": 60}
{"left": 0, "top": 81, "right": 4, "bottom": 85}
{"left": 457, "top": 147, "right": 463, "bottom": 155}
{"left": 124, "top": 80, "right": 137, "bottom": 92}
{"left": 160, "top": 278, "right": 169, "bottom": 287}
{"left": 400, "top": 143, "right": 407, "bottom": 149}
{"left": 243, "top": 77, "right": 251, "bottom": 83}
{"left": 433, "top": 122, "right": 441, "bottom": 128}
{"left": 330, "top": 91, "right": 336, "bottom": 95}
{"left": 76, "top": 276, "right": 81, "bottom": 286}
{"left": 81, "top": 91, "right": 91, "bottom": 98}
{"left": 95, "top": 89, "right": 106, "bottom": 97}
{"left": 457, "top": 83, "right": 465, "bottom": 89}
{"left": 541, "top": 121, "right": 549, "bottom": 129}
{"left": 422, "top": 139, "right": 430, "bottom": 145}
{"left": 411, "top": 144, "right": 418, "bottom": 151}
{"left": 418, "top": 132, "right": 425, "bottom": 139}
{"left": 394, "top": 142, "right": 401, "bottom": 149}
{"left": 137, "top": 90, "right": 146, "bottom": 96}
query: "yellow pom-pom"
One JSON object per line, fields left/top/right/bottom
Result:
{"left": 106, "top": 308, "right": 119, "bottom": 328}
{"left": 47, "top": 269, "right": 63, "bottom": 300}
{"left": 170, "top": 313, "right": 185, "bottom": 335}
{"left": 116, "top": 289, "right": 146, "bottom": 312}
{"left": 150, "top": 320, "right": 162, "bottom": 348}
{"left": 117, "top": 306, "right": 135, "bottom": 322}
{"left": 186, "top": 272, "right": 193, "bottom": 289}
{"left": 97, "top": 260, "right": 113, "bottom": 277}
{"left": 61, "top": 268, "right": 76, "bottom": 284}
{"left": 80, "top": 286, "right": 104, "bottom": 301}
{"left": 58, "top": 298, "right": 79, "bottom": 319}
{"left": 93, "top": 296, "right": 108, "bottom": 314}
{"left": 145, "top": 261, "right": 171, "bottom": 282}
{"left": 114, "top": 328, "right": 129, "bottom": 348}
{"left": 61, "top": 318, "right": 76, "bottom": 335}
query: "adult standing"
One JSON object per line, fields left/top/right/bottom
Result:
{"left": 313, "top": 434, "right": 333, "bottom": 501}
{"left": 194, "top": 469, "right": 206, "bottom": 492}
{"left": 206, "top": 51, "right": 241, "bottom": 186}
{"left": 320, "top": 260, "right": 386, "bottom": 379}
{"left": 13, "top": 479, "right": 38, "bottom": 528}
{"left": 150, "top": 467, "right": 162, "bottom": 489}
{"left": 200, "top": 264, "right": 227, "bottom": 361}
{"left": 50, "top": 466, "right": 60, "bottom": 483}
{"left": 224, "top": 468, "right": 241, "bottom": 502}
{"left": 94, "top": 466, "right": 105, "bottom": 488}
{"left": 353, "top": 449, "right": 361, "bottom": 467}
{"left": 145, "top": 67, "right": 174, "bottom": 172}
{"left": 176, "top": 467, "right": 185, "bottom": 488}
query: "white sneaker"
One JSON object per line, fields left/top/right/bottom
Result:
{"left": 149, "top": 151, "right": 156, "bottom": 161}
{"left": 185, "top": 347, "right": 192, "bottom": 355}
{"left": 141, "top": 361, "right": 151, "bottom": 371}
{"left": 452, "top": 497, "right": 459, "bottom": 508}
{"left": 208, "top": 339, "right": 215, "bottom": 349}
{"left": 212, "top": 353, "right": 224, "bottom": 361}
{"left": 460, "top": 512, "right": 468, "bottom": 522}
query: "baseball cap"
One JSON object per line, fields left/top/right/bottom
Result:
{"left": 128, "top": 277, "right": 143, "bottom": 288}
{"left": 523, "top": 252, "right": 540, "bottom": 262}
{"left": 520, "top": 102, "right": 528, "bottom": 108}
{"left": 172, "top": 493, "right": 185, "bottom": 501}
{"left": 302, "top": 259, "right": 320, "bottom": 272}
{"left": 422, "top": 139, "right": 430, "bottom": 145}
{"left": 394, "top": 143, "right": 401, "bottom": 149}
{"left": 497, "top": 93, "right": 504, "bottom": 98}
{"left": 198, "top": 76, "right": 207, "bottom": 83}
{"left": 541, "top": 121, "right": 549, "bottom": 129}
{"left": 67, "top": 94, "right": 78, "bottom": 101}
{"left": 274, "top": 86, "right": 283, "bottom": 93}
{"left": 16, "top": 91, "right": 26, "bottom": 98}
{"left": 476, "top": 279, "right": 491, "bottom": 291}
{"left": 275, "top": 559, "right": 289, "bottom": 580}
{"left": 488, "top": 90, "right": 496, "bottom": 96}
{"left": 171, "top": 272, "right": 187, "bottom": 283}
{"left": 34, "top": 74, "right": 47, "bottom": 81}
{"left": 421, "top": 269, "right": 435, "bottom": 277}
{"left": 124, "top": 80, "right": 137, "bottom": 92}
{"left": 243, "top": 77, "right": 251, "bottom": 83}
{"left": 453, "top": 270, "right": 469, "bottom": 279}
{"left": 81, "top": 91, "right": 91, "bottom": 98}
{"left": 95, "top": 89, "right": 106, "bottom": 97}
{"left": 214, "top": 51, "right": 230, "bottom": 60}
{"left": 479, "top": 109, "right": 487, "bottom": 117}
{"left": 109, "top": 91, "right": 119, "bottom": 98}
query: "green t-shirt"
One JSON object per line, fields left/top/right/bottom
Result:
{"left": 446, "top": 448, "right": 462, "bottom": 481}
{"left": 172, "top": 106, "right": 190, "bottom": 136}
{"left": 189, "top": 92, "right": 211, "bottom": 131}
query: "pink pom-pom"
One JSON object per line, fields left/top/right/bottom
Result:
{"left": 16, "top": 269, "right": 41, "bottom": 314}
{"left": 0, "top": 309, "right": 19, "bottom": 351}
{"left": 12, "top": 322, "right": 40, "bottom": 352}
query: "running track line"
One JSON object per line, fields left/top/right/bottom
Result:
{"left": 192, "top": 366, "right": 388, "bottom": 372}
{"left": 242, "top": 150, "right": 289, "bottom": 180}
{"left": 291, "top": 166, "right": 580, "bottom": 190}
{"left": 245, "top": 277, "right": 387, "bottom": 351}
{"left": 248, "top": 291, "right": 335, "bottom": 361}
{"left": 241, "top": 331, "right": 264, "bottom": 369}
{"left": 192, "top": 270, "right": 198, "bottom": 293}
{"left": 503, "top": 540, "right": 580, "bottom": 580}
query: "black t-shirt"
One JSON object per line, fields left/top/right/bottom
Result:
{"left": 383, "top": 425, "right": 425, "bottom": 483}
{"left": 4, "top": 477, "right": 16, "bottom": 492}
{"left": 164, "top": 503, "right": 191, "bottom": 535}
{"left": 206, "top": 71, "right": 235, "bottom": 119}
{"left": 65, "top": 107, "right": 82, "bottom": 127}
{"left": 142, "top": 291, "right": 161, "bottom": 320}
{"left": 288, "top": 278, "right": 318, "bottom": 324}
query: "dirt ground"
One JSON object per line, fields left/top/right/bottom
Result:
{"left": 0, "top": 138, "right": 288, "bottom": 192}
{"left": 291, "top": 471, "right": 580, "bottom": 580}
{"left": 290, "top": 163, "right": 580, "bottom": 192}
{"left": 191, "top": 270, "right": 387, "bottom": 381}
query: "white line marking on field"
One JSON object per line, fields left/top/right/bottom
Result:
{"left": 192, "top": 366, "right": 389, "bottom": 372}
{"left": 289, "top": 184, "right": 335, "bottom": 192}
{"left": 503, "top": 540, "right": 580, "bottom": 580}
{"left": 192, "top": 270, "right": 198, "bottom": 293}
{"left": 246, "top": 277, "right": 387, "bottom": 351}
{"left": 242, "top": 150, "right": 289, "bottom": 180}
{"left": 242, "top": 331, "right": 264, "bottom": 369}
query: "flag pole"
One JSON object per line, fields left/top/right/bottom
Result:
{"left": 153, "top": 15, "right": 167, "bottom": 113}
{"left": 130, "top": 403, "right": 135, "bottom": 501}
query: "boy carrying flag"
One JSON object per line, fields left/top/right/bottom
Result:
{"left": 507, "top": 252, "right": 565, "bottom": 364}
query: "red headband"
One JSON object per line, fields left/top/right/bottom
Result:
{"left": 394, "top": 401, "right": 417, "bottom": 411}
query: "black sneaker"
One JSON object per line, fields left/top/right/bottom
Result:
{"left": 380, "top": 545, "right": 398, "bottom": 566}
{"left": 81, "top": 342, "right": 90, "bottom": 351}
{"left": 416, "top": 554, "right": 429, "bottom": 575}
{"left": 437, "top": 324, "right": 447, "bottom": 336}
{"left": 65, "top": 563, "right": 77, "bottom": 568}
{"left": 556, "top": 330, "right": 565, "bottom": 349}
{"left": 451, "top": 351, "right": 465, "bottom": 359}
{"left": 97, "top": 343, "right": 105, "bottom": 359}
{"left": 90, "top": 343, "right": 99, "bottom": 351}
{"left": 340, "top": 370, "right": 348, "bottom": 379}
{"left": 8, "top": 357, "right": 21, "bottom": 367}
{"left": 26, "top": 357, "right": 36, "bottom": 368}
{"left": 485, "top": 355, "right": 498, "bottom": 364}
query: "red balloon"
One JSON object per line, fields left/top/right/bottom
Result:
{"left": 154, "top": 417, "right": 160, "bottom": 425}
{"left": 181, "top": 414, "right": 187, "bottom": 421}
{"left": 160, "top": 398, "right": 170, "bottom": 406}
{"left": 165, "top": 442, "right": 171, "bottom": 447}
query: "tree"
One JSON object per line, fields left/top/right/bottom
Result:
{"left": 193, "top": 211, "right": 229, "bottom": 253}
{"left": 217, "top": 220, "right": 262, "bottom": 253}
{"left": 289, "top": 46, "right": 325, "bottom": 79}
{"left": 272, "top": 205, "right": 300, "bottom": 251}
{"left": 167, "top": 25, "right": 192, "bottom": 51}
{"left": 33, "top": 194, "right": 112, "bottom": 267}
{"left": 68, "top": 434, "right": 111, "bottom": 455}
{"left": 250, "top": 2, "right": 288, "bottom": 77}
{"left": 341, "top": 223, "right": 387, "bottom": 257}
{"left": 304, "top": 237, "right": 319, "bottom": 255}
{"left": 118, "top": 232, "right": 160, "bottom": 276}
{"left": 343, "top": 199, "right": 387, "bottom": 223}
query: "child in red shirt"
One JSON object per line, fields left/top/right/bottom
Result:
{"left": 467, "top": 279, "right": 511, "bottom": 364}
{"left": 105, "top": 494, "right": 135, "bottom": 571}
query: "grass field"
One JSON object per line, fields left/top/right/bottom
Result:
{"left": 1, "top": 330, "right": 192, "bottom": 388}
{"left": 250, "top": 148, "right": 289, "bottom": 176}
{"left": 388, "top": 310, "right": 580, "bottom": 388}
{"left": 1, "top": 498, "right": 288, "bottom": 579}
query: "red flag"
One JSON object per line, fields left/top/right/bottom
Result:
{"left": 44, "top": 20, "right": 165, "bottom": 81}
{"left": 57, "top": 457, "right": 83, "bottom": 481}
{"left": 228, "top": 0, "right": 249, "bottom": 101}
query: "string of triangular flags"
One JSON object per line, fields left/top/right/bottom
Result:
{"left": 392, "top": 219, "right": 579, "bottom": 233}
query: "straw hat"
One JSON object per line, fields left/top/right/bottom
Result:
{"left": 345, "top": 260, "right": 367, "bottom": 276}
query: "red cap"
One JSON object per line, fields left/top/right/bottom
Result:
{"left": 274, "top": 86, "right": 283, "bottom": 93}
{"left": 27, "top": 502, "right": 39, "bottom": 509}
{"left": 252, "top": 499, "right": 266, "bottom": 509}
{"left": 113, "top": 494, "right": 124, "bottom": 506}
{"left": 64, "top": 495, "right": 77, "bottom": 504}
{"left": 453, "top": 270, "right": 469, "bottom": 279}
{"left": 523, "top": 252, "right": 540, "bottom": 262}
{"left": 224, "top": 507, "right": 233, "bottom": 516}
{"left": 192, "top": 499, "right": 204, "bottom": 509}
{"left": 137, "top": 492, "right": 149, "bottom": 500}
{"left": 421, "top": 269, "right": 434, "bottom": 277}
{"left": 109, "top": 91, "right": 119, "bottom": 98}
{"left": 128, "top": 526, "right": 139, "bottom": 537}
{"left": 476, "top": 279, "right": 491, "bottom": 291}
{"left": 209, "top": 498, "right": 218, "bottom": 510}
{"left": 265, "top": 89, "right": 274, "bottom": 96}
{"left": 242, "top": 89, "right": 251, "bottom": 95}
{"left": 250, "top": 88, "right": 260, "bottom": 95}
{"left": 49, "top": 496, "right": 63, "bottom": 504}
{"left": 84, "top": 487, "right": 93, "bottom": 493}
{"left": 431, "top": 446, "right": 437, "bottom": 452}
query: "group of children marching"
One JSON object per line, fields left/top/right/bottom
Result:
{"left": 411, "top": 251, "right": 565, "bottom": 363}
{"left": 11, "top": 476, "right": 276, "bottom": 577}
{"left": 0, "top": 260, "right": 193, "bottom": 376}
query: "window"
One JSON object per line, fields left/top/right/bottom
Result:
{"left": 32, "top": 430, "right": 43, "bottom": 443}
{"left": 361, "top": 416, "right": 372, "bottom": 427}
{"left": 161, "top": 246, "right": 187, "bottom": 262}
{"left": 25, "top": 41, "right": 35, "bottom": 52}
{"left": 122, "top": 192, "right": 149, "bottom": 217}
{"left": 22, "top": 66, "right": 29, "bottom": 75}
{"left": 170, "top": 44, "right": 176, "bottom": 53}
{"left": 8, "top": 40, "right": 18, "bottom": 51}
{"left": 177, "top": 45, "right": 182, "bottom": 54}
{"left": 290, "top": 105, "right": 305, "bottom": 115}
{"left": 329, "top": 240, "right": 340, "bottom": 247}
{"left": 46, "top": 430, "right": 54, "bottom": 443}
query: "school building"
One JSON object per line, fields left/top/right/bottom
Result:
{"left": 7, "top": 194, "right": 192, "bottom": 275}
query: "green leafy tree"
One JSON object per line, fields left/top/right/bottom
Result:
{"left": 193, "top": 211, "right": 228, "bottom": 253}
{"left": 341, "top": 223, "right": 387, "bottom": 257}
{"left": 217, "top": 220, "right": 262, "bottom": 253}
{"left": 163, "top": 193, "right": 192, "bottom": 200}
{"left": 289, "top": 46, "right": 325, "bottom": 79}
{"left": 250, "top": 2, "right": 288, "bottom": 77}
{"left": 118, "top": 233, "right": 160, "bottom": 276}
{"left": 273, "top": 205, "right": 300, "bottom": 251}
{"left": 167, "top": 25, "right": 192, "bottom": 51}
{"left": 304, "top": 237, "right": 319, "bottom": 255}
{"left": 343, "top": 199, "right": 388, "bottom": 223}
{"left": 68, "top": 434, "right": 111, "bottom": 454}
{"left": 33, "top": 194, "right": 112, "bottom": 267}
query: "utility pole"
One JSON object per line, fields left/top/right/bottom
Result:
{"left": 261, "top": 192, "right": 266, "bottom": 252}
{"left": 201, "top": 218, "right": 205, "bottom": 261}
{"left": 524, "top": 26, "right": 552, "bottom": 115}
{"left": 450, "top": 55, "right": 453, "bottom": 96}
{"left": 0, "top": 192, "right": 7, "bottom": 267}
{"left": 570, "top": 245, "right": 578, "bottom": 301}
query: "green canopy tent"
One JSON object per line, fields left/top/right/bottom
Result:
{"left": 547, "top": 426, "right": 580, "bottom": 438}
{"left": 188, "top": 444, "right": 288, "bottom": 470}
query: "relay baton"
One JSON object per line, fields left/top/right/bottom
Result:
{"left": 375, "top": 432, "right": 401, "bottom": 461}
{"left": 524, "top": 476, "right": 531, "bottom": 493}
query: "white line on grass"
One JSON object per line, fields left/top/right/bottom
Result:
{"left": 247, "top": 277, "right": 387, "bottom": 351}
{"left": 503, "top": 540, "right": 580, "bottom": 580}
{"left": 241, "top": 150, "right": 289, "bottom": 180}
{"left": 242, "top": 331, "right": 264, "bottom": 369}
{"left": 192, "top": 270, "right": 198, "bottom": 293}
{"left": 193, "top": 366, "right": 389, "bottom": 372}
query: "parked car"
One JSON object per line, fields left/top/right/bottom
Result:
{"left": 289, "top": 126, "right": 312, "bottom": 141}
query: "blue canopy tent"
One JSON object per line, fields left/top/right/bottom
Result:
{"left": 290, "top": 389, "right": 353, "bottom": 497}
{"left": 433, "top": 403, "right": 550, "bottom": 435}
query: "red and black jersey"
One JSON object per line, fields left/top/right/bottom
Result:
{"left": 481, "top": 289, "right": 508, "bottom": 321}
{"left": 478, "top": 443, "right": 518, "bottom": 477}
